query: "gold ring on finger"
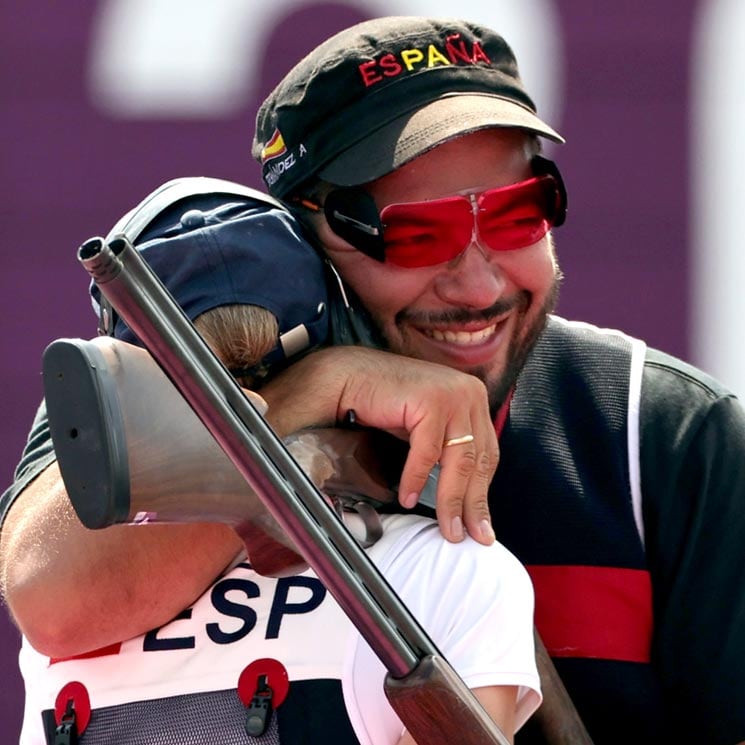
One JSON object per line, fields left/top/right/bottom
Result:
{"left": 443, "top": 434, "right": 475, "bottom": 447}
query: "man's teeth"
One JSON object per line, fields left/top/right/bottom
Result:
{"left": 426, "top": 325, "right": 497, "bottom": 345}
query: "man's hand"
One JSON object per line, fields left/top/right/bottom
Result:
{"left": 261, "top": 346, "right": 498, "bottom": 545}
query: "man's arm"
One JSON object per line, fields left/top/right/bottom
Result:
{"left": 0, "top": 460, "right": 243, "bottom": 657}
{"left": 640, "top": 355, "right": 745, "bottom": 744}
{"left": 261, "top": 345, "right": 499, "bottom": 545}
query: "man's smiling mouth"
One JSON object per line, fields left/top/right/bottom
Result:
{"left": 423, "top": 323, "right": 500, "bottom": 346}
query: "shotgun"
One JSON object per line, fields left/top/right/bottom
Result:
{"left": 59, "top": 232, "right": 513, "bottom": 745}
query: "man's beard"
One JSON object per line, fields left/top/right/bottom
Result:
{"left": 483, "top": 280, "right": 559, "bottom": 414}
{"left": 373, "top": 273, "right": 562, "bottom": 416}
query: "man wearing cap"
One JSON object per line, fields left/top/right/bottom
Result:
{"left": 244, "top": 16, "right": 745, "bottom": 745}
{"left": 2, "top": 14, "right": 745, "bottom": 745}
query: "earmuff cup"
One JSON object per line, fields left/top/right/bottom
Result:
{"left": 323, "top": 188, "right": 386, "bottom": 262}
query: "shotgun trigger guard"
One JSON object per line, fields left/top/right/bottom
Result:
{"left": 333, "top": 496, "right": 384, "bottom": 548}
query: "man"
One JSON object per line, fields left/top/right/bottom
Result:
{"left": 2, "top": 14, "right": 744, "bottom": 745}
{"left": 244, "top": 16, "right": 745, "bottom": 745}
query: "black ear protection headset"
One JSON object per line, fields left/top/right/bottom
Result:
{"left": 297, "top": 155, "right": 568, "bottom": 264}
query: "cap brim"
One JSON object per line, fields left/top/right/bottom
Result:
{"left": 319, "top": 93, "right": 564, "bottom": 186}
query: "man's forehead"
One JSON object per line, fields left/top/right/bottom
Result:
{"left": 366, "top": 128, "right": 534, "bottom": 202}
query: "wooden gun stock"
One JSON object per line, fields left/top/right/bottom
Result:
{"left": 385, "top": 655, "right": 510, "bottom": 744}
{"left": 387, "top": 642, "right": 596, "bottom": 745}
{"left": 532, "top": 631, "right": 594, "bottom": 744}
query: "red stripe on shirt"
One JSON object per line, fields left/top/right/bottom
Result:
{"left": 527, "top": 565, "right": 653, "bottom": 663}
{"left": 50, "top": 641, "right": 122, "bottom": 665}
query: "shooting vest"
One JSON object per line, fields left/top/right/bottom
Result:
{"left": 494, "top": 317, "right": 665, "bottom": 745}
{"left": 33, "top": 560, "right": 357, "bottom": 744}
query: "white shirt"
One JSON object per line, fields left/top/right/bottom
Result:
{"left": 19, "top": 514, "right": 540, "bottom": 743}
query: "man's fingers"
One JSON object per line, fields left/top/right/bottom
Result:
{"left": 435, "top": 438, "right": 479, "bottom": 542}
{"left": 436, "top": 417, "right": 499, "bottom": 545}
{"left": 460, "top": 425, "right": 499, "bottom": 544}
{"left": 397, "top": 412, "right": 498, "bottom": 545}
{"left": 321, "top": 346, "right": 499, "bottom": 542}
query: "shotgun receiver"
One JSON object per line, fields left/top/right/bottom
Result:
{"left": 59, "top": 232, "right": 512, "bottom": 745}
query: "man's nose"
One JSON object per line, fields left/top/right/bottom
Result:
{"left": 432, "top": 237, "right": 507, "bottom": 308}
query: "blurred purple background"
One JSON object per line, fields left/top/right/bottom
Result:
{"left": 3, "top": 0, "right": 738, "bottom": 737}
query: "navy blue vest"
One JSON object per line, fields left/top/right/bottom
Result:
{"left": 493, "top": 318, "right": 664, "bottom": 745}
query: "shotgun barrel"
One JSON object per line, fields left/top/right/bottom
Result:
{"left": 71, "top": 233, "right": 511, "bottom": 745}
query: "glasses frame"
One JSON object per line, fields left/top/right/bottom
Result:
{"left": 297, "top": 155, "right": 567, "bottom": 265}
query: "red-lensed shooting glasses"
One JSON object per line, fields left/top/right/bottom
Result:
{"left": 305, "top": 155, "right": 567, "bottom": 268}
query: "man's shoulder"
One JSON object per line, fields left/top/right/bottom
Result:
{"left": 639, "top": 347, "right": 742, "bottom": 454}
{"left": 642, "top": 346, "right": 735, "bottom": 401}
{"left": 535, "top": 316, "right": 644, "bottom": 373}
{"left": 0, "top": 399, "right": 55, "bottom": 528}
{"left": 533, "top": 317, "right": 742, "bottom": 442}
{"left": 522, "top": 316, "right": 643, "bottom": 401}
{"left": 543, "top": 315, "right": 641, "bottom": 353}
{"left": 543, "top": 315, "right": 737, "bottom": 400}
